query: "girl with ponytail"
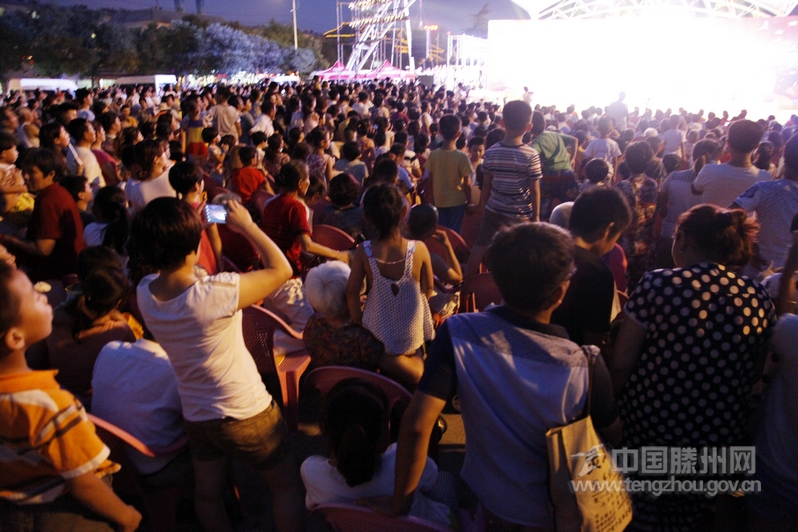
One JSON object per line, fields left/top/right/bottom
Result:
{"left": 653, "top": 139, "right": 721, "bottom": 268}
{"left": 301, "top": 379, "right": 452, "bottom": 526}
{"left": 612, "top": 204, "right": 774, "bottom": 531}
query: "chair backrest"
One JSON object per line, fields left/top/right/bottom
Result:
{"left": 314, "top": 503, "right": 451, "bottom": 532}
{"left": 305, "top": 366, "right": 412, "bottom": 451}
{"left": 312, "top": 224, "right": 356, "bottom": 251}
{"left": 436, "top": 225, "right": 470, "bottom": 262}
{"left": 221, "top": 255, "right": 241, "bottom": 273}
{"left": 459, "top": 272, "right": 502, "bottom": 313}
{"left": 88, "top": 414, "right": 148, "bottom": 495}
{"left": 252, "top": 188, "right": 274, "bottom": 216}
{"left": 241, "top": 305, "right": 303, "bottom": 376}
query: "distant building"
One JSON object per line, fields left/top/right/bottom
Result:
{"left": 173, "top": 0, "right": 204, "bottom": 15}
{"left": 109, "top": 6, "right": 221, "bottom": 30}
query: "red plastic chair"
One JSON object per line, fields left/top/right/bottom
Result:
{"left": 241, "top": 305, "right": 312, "bottom": 432}
{"left": 88, "top": 414, "right": 189, "bottom": 532}
{"left": 313, "top": 502, "right": 451, "bottom": 532}
{"left": 312, "top": 224, "right": 357, "bottom": 251}
{"left": 252, "top": 188, "right": 274, "bottom": 215}
{"left": 304, "top": 366, "right": 411, "bottom": 452}
{"left": 437, "top": 225, "right": 470, "bottom": 263}
{"left": 458, "top": 273, "right": 502, "bottom": 313}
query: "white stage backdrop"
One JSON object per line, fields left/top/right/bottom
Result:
{"left": 487, "top": 17, "right": 798, "bottom": 118}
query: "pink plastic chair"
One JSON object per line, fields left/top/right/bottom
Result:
{"left": 437, "top": 224, "right": 470, "bottom": 263}
{"left": 312, "top": 224, "right": 356, "bottom": 251}
{"left": 304, "top": 366, "right": 412, "bottom": 452}
{"left": 241, "top": 305, "right": 312, "bottom": 432}
{"left": 313, "top": 502, "right": 452, "bottom": 532}
{"left": 458, "top": 272, "right": 502, "bottom": 313}
{"left": 88, "top": 414, "right": 189, "bottom": 532}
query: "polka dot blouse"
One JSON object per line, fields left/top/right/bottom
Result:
{"left": 619, "top": 263, "right": 775, "bottom": 448}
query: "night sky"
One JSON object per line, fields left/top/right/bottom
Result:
{"left": 54, "top": 0, "right": 531, "bottom": 35}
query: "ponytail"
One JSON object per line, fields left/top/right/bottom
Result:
{"left": 68, "top": 267, "right": 129, "bottom": 339}
{"left": 321, "top": 379, "right": 387, "bottom": 487}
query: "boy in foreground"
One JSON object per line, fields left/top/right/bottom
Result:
{"left": 0, "top": 261, "right": 142, "bottom": 531}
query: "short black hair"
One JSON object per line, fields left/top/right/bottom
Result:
{"left": 0, "top": 131, "right": 16, "bottom": 153}
{"left": 407, "top": 204, "right": 438, "bottom": 239}
{"left": 276, "top": 160, "right": 308, "bottom": 192}
{"left": 168, "top": 161, "right": 202, "bottom": 196}
{"left": 59, "top": 175, "right": 89, "bottom": 202}
{"left": 584, "top": 158, "right": 610, "bottom": 184}
{"left": 239, "top": 146, "right": 257, "bottom": 166}
{"left": 727, "top": 120, "right": 765, "bottom": 153}
{"left": 129, "top": 197, "right": 202, "bottom": 271}
{"left": 251, "top": 131, "right": 268, "bottom": 146}
{"left": 201, "top": 127, "right": 218, "bottom": 144}
{"left": 502, "top": 101, "right": 532, "bottom": 132}
{"left": 569, "top": 187, "right": 631, "bottom": 242}
{"left": 342, "top": 141, "right": 361, "bottom": 161}
{"left": 439, "top": 115, "right": 461, "bottom": 141}
{"left": 21, "top": 148, "right": 62, "bottom": 181}
{"left": 328, "top": 173, "right": 360, "bottom": 206}
{"left": 485, "top": 223, "right": 574, "bottom": 313}
{"left": 363, "top": 184, "right": 404, "bottom": 239}
{"left": 624, "top": 141, "right": 654, "bottom": 175}
{"left": 67, "top": 118, "right": 90, "bottom": 142}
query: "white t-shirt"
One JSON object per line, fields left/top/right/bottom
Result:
{"left": 125, "top": 169, "right": 176, "bottom": 215}
{"left": 692, "top": 163, "right": 770, "bottom": 209}
{"left": 136, "top": 272, "right": 272, "bottom": 422}
{"left": 91, "top": 339, "right": 183, "bottom": 475}
{"left": 67, "top": 145, "right": 104, "bottom": 191}
{"left": 301, "top": 443, "right": 450, "bottom": 526}
{"left": 661, "top": 128, "right": 686, "bottom": 157}
{"left": 583, "top": 138, "right": 622, "bottom": 177}
{"left": 83, "top": 221, "right": 109, "bottom": 247}
{"left": 351, "top": 101, "right": 373, "bottom": 118}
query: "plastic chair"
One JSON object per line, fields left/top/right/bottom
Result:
{"left": 304, "top": 366, "right": 412, "bottom": 452}
{"left": 88, "top": 414, "right": 189, "bottom": 532}
{"left": 312, "top": 224, "right": 356, "bottom": 251}
{"left": 458, "top": 273, "right": 502, "bottom": 313}
{"left": 241, "top": 305, "right": 312, "bottom": 432}
{"left": 251, "top": 188, "right": 274, "bottom": 215}
{"left": 313, "top": 502, "right": 451, "bottom": 532}
{"left": 437, "top": 225, "right": 470, "bottom": 263}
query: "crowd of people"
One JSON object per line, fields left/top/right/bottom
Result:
{"left": 0, "top": 78, "right": 797, "bottom": 532}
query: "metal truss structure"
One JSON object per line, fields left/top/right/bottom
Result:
{"left": 339, "top": 0, "right": 416, "bottom": 72}
{"left": 535, "top": 0, "right": 798, "bottom": 19}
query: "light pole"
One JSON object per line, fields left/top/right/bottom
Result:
{"left": 291, "top": 0, "right": 298, "bottom": 50}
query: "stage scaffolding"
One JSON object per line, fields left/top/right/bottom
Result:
{"left": 337, "top": 0, "right": 417, "bottom": 73}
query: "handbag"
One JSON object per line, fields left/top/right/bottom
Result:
{"left": 546, "top": 347, "right": 633, "bottom": 532}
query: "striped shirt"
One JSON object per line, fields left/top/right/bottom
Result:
{"left": 0, "top": 370, "right": 118, "bottom": 505}
{"left": 482, "top": 142, "right": 542, "bottom": 217}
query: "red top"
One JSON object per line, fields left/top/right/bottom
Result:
{"left": 260, "top": 194, "right": 310, "bottom": 278}
{"left": 230, "top": 167, "right": 266, "bottom": 204}
{"left": 26, "top": 183, "right": 84, "bottom": 282}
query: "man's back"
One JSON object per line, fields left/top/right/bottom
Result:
{"left": 419, "top": 306, "right": 616, "bottom": 527}
{"left": 693, "top": 163, "right": 770, "bottom": 208}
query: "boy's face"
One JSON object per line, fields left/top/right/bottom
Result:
{"left": 1, "top": 145, "right": 18, "bottom": 165}
{"left": 4, "top": 269, "right": 52, "bottom": 351}
{"left": 469, "top": 144, "right": 484, "bottom": 161}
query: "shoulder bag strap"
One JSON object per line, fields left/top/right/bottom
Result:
{"left": 581, "top": 346, "right": 596, "bottom": 419}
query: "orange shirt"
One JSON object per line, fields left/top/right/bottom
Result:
{"left": 0, "top": 370, "right": 119, "bottom": 505}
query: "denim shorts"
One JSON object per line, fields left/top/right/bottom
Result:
{"left": 183, "top": 401, "right": 289, "bottom": 471}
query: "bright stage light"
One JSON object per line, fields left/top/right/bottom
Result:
{"left": 488, "top": 17, "right": 798, "bottom": 120}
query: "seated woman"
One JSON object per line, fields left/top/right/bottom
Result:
{"left": 46, "top": 265, "right": 136, "bottom": 398}
{"left": 301, "top": 379, "right": 452, "bottom": 527}
{"left": 612, "top": 204, "right": 775, "bottom": 532}
{"left": 317, "top": 173, "right": 367, "bottom": 240}
{"left": 304, "top": 261, "right": 385, "bottom": 371}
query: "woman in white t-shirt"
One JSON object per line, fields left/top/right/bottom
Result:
{"left": 125, "top": 139, "right": 176, "bottom": 215}
{"left": 301, "top": 380, "right": 452, "bottom": 527}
